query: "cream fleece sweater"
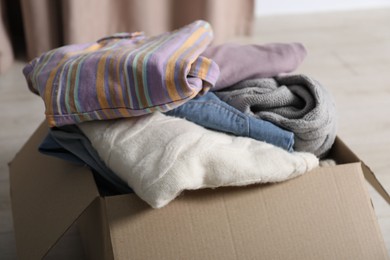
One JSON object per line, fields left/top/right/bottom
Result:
{"left": 79, "top": 112, "right": 319, "bottom": 208}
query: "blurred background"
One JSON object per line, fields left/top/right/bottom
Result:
{"left": 1, "top": 0, "right": 389, "bottom": 259}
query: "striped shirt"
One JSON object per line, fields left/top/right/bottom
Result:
{"left": 23, "top": 20, "right": 220, "bottom": 127}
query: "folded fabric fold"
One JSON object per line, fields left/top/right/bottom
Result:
{"left": 79, "top": 112, "right": 319, "bottom": 208}
{"left": 202, "top": 42, "right": 307, "bottom": 91}
{"left": 216, "top": 74, "right": 337, "bottom": 158}
{"left": 23, "top": 20, "right": 220, "bottom": 127}
{"left": 166, "top": 92, "right": 294, "bottom": 151}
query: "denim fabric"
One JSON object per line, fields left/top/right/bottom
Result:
{"left": 39, "top": 126, "right": 133, "bottom": 194}
{"left": 39, "top": 133, "right": 85, "bottom": 165}
{"left": 165, "top": 92, "right": 294, "bottom": 151}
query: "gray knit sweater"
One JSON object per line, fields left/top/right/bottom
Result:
{"left": 216, "top": 75, "right": 337, "bottom": 158}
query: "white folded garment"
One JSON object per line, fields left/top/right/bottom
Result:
{"left": 79, "top": 112, "right": 319, "bottom": 208}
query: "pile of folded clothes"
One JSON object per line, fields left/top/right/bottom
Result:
{"left": 23, "top": 20, "right": 337, "bottom": 208}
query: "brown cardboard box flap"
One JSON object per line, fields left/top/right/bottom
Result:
{"left": 9, "top": 123, "right": 390, "bottom": 259}
{"left": 78, "top": 197, "right": 115, "bottom": 260}
{"left": 9, "top": 122, "right": 99, "bottom": 259}
{"left": 330, "top": 137, "right": 390, "bottom": 204}
{"left": 103, "top": 163, "right": 389, "bottom": 259}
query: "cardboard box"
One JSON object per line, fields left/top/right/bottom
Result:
{"left": 9, "top": 122, "right": 390, "bottom": 260}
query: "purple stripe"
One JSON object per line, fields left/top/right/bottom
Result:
{"left": 193, "top": 57, "right": 203, "bottom": 76}
{"left": 104, "top": 52, "right": 124, "bottom": 118}
{"left": 172, "top": 31, "right": 210, "bottom": 99}
{"left": 118, "top": 46, "right": 131, "bottom": 109}
{"left": 77, "top": 52, "right": 101, "bottom": 112}
{"left": 103, "top": 54, "right": 113, "bottom": 108}
{"left": 122, "top": 37, "right": 162, "bottom": 109}
{"left": 138, "top": 31, "right": 182, "bottom": 108}
{"left": 57, "top": 57, "right": 75, "bottom": 115}
{"left": 146, "top": 29, "right": 191, "bottom": 106}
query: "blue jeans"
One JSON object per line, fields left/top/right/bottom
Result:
{"left": 166, "top": 92, "right": 294, "bottom": 151}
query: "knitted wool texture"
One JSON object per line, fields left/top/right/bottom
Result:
{"left": 79, "top": 112, "right": 319, "bottom": 208}
{"left": 216, "top": 74, "right": 337, "bottom": 158}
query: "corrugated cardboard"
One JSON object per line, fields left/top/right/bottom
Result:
{"left": 9, "top": 122, "right": 390, "bottom": 260}
{"left": 9, "top": 124, "right": 99, "bottom": 259}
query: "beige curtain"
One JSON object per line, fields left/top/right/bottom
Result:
{"left": 0, "top": 0, "right": 14, "bottom": 73}
{"left": 0, "top": 0, "right": 254, "bottom": 74}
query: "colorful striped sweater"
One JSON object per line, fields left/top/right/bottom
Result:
{"left": 23, "top": 20, "right": 220, "bottom": 127}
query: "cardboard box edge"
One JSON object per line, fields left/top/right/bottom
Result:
{"left": 9, "top": 122, "right": 100, "bottom": 259}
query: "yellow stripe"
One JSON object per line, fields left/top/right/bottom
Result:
{"left": 113, "top": 44, "right": 141, "bottom": 117}
{"left": 197, "top": 58, "right": 212, "bottom": 94}
{"left": 96, "top": 51, "right": 112, "bottom": 111}
{"left": 198, "top": 57, "right": 212, "bottom": 80}
{"left": 95, "top": 40, "right": 129, "bottom": 113}
{"left": 164, "top": 26, "right": 207, "bottom": 101}
{"left": 108, "top": 48, "right": 129, "bottom": 118}
{"left": 68, "top": 63, "right": 78, "bottom": 112}
{"left": 115, "top": 48, "right": 129, "bottom": 113}
{"left": 44, "top": 43, "right": 101, "bottom": 115}
{"left": 175, "top": 36, "right": 211, "bottom": 97}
